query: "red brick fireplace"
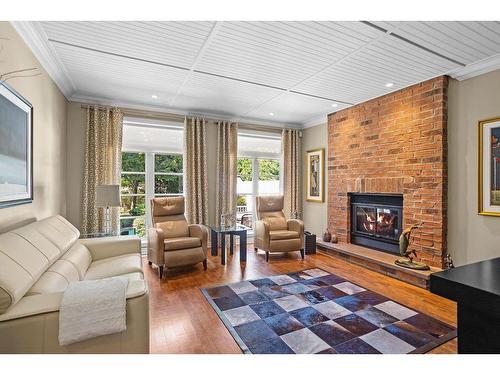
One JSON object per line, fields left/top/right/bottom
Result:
{"left": 327, "top": 76, "right": 448, "bottom": 269}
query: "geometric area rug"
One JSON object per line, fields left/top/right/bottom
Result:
{"left": 201, "top": 268, "right": 457, "bottom": 354}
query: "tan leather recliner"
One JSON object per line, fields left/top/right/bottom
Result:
{"left": 0, "top": 215, "right": 149, "bottom": 354}
{"left": 254, "top": 195, "right": 305, "bottom": 262}
{"left": 147, "top": 196, "right": 208, "bottom": 279}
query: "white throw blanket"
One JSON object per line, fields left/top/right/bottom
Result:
{"left": 58, "top": 277, "right": 129, "bottom": 346}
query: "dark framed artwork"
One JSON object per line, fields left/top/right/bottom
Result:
{"left": 306, "top": 148, "right": 324, "bottom": 203}
{"left": 478, "top": 117, "right": 500, "bottom": 216}
{"left": 0, "top": 81, "right": 33, "bottom": 208}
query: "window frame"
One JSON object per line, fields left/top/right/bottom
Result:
{"left": 121, "top": 118, "right": 184, "bottom": 237}
{"left": 237, "top": 129, "right": 283, "bottom": 234}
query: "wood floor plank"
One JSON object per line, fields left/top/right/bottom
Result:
{"left": 144, "top": 245, "right": 457, "bottom": 354}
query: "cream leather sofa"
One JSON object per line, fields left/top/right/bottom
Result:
{"left": 0, "top": 215, "right": 149, "bottom": 354}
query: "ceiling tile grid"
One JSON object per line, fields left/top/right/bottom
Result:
{"left": 19, "top": 21, "right": 500, "bottom": 127}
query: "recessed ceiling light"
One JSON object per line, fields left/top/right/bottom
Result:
{"left": 269, "top": 112, "right": 274, "bottom": 116}
{"left": 331, "top": 103, "right": 338, "bottom": 108}
{"left": 151, "top": 94, "right": 158, "bottom": 99}
{"left": 385, "top": 82, "right": 394, "bottom": 88}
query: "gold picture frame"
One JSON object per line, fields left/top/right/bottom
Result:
{"left": 306, "top": 148, "right": 325, "bottom": 203}
{"left": 478, "top": 117, "right": 500, "bottom": 216}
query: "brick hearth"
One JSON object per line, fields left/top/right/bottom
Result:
{"left": 328, "top": 76, "right": 448, "bottom": 268}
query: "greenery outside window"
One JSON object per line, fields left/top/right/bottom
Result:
{"left": 120, "top": 152, "right": 183, "bottom": 237}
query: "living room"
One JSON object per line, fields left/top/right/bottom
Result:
{"left": 1, "top": 0, "right": 500, "bottom": 373}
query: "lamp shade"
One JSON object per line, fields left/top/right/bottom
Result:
{"left": 95, "top": 185, "right": 120, "bottom": 207}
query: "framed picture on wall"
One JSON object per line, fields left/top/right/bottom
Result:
{"left": 0, "top": 81, "right": 33, "bottom": 209}
{"left": 306, "top": 148, "right": 324, "bottom": 203}
{"left": 479, "top": 117, "right": 500, "bottom": 216}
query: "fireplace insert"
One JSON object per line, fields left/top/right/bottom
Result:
{"left": 349, "top": 193, "right": 403, "bottom": 254}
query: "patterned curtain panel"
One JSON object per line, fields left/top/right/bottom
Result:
{"left": 184, "top": 117, "right": 208, "bottom": 224}
{"left": 215, "top": 121, "right": 238, "bottom": 226}
{"left": 282, "top": 128, "right": 301, "bottom": 219}
{"left": 81, "top": 106, "right": 123, "bottom": 234}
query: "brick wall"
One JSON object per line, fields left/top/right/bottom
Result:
{"left": 327, "top": 76, "right": 448, "bottom": 268}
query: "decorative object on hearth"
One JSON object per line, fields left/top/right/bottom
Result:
{"left": 306, "top": 148, "right": 325, "bottom": 203}
{"left": 478, "top": 117, "right": 500, "bottom": 216}
{"left": 202, "top": 268, "right": 456, "bottom": 354}
{"left": 322, "top": 229, "right": 332, "bottom": 242}
{"left": 331, "top": 234, "right": 338, "bottom": 243}
{"left": 0, "top": 81, "right": 33, "bottom": 209}
{"left": 395, "top": 223, "right": 430, "bottom": 270}
{"left": 444, "top": 253, "right": 455, "bottom": 269}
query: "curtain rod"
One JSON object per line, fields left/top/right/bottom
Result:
{"left": 79, "top": 104, "right": 294, "bottom": 132}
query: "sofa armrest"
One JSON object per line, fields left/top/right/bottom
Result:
{"left": 147, "top": 228, "right": 165, "bottom": 266}
{"left": 79, "top": 236, "right": 141, "bottom": 261}
{"left": 189, "top": 224, "right": 209, "bottom": 257}
{"left": 287, "top": 219, "right": 304, "bottom": 247}
{"left": 255, "top": 220, "right": 271, "bottom": 251}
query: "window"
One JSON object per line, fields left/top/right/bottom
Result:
{"left": 237, "top": 131, "right": 282, "bottom": 230}
{"left": 120, "top": 152, "right": 146, "bottom": 237}
{"left": 154, "top": 154, "right": 183, "bottom": 197}
{"left": 120, "top": 119, "right": 184, "bottom": 237}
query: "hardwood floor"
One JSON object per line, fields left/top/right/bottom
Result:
{"left": 144, "top": 246, "right": 457, "bottom": 354}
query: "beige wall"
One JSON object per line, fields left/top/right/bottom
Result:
{"left": 65, "top": 103, "right": 220, "bottom": 229}
{"left": 302, "top": 122, "right": 328, "bottom": 237}
{"left": 0, "top": 22, "right": 67, "bottom": 233}
{"left": 448, "top": 69, "right": 500, "bottom": 266}
{"left": 65, "top": 102, "right": 87, "bottom": 228}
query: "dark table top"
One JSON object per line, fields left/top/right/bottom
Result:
{"left": 430, "top": 257, "right": 500, "bottom": 313}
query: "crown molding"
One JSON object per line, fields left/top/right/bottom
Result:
{"left": 69, "top": 93, "right": 302, "bottom": 130}
{"left": 11, "top": 21, "right": 75, "bottom": 97}
{"left": 449, "top": 53, "right": 500, "bottom": 81}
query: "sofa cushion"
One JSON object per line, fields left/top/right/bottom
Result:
{"left": 164, "top": 237, "right": 201, "bottom": 251}
{"left": 84, "top": 254, "right": 143, "bottom": 280}
{"left": 61, "top": 242, "right": 92, "bottom": 280}
{"left": 269, "top": 230, "right": 300, "bottom": 241}
{"left": 0, "top": 233, "right": 50, "bottom": 314}
{"left": 0, "top": 215, "right": 80, "bottom": 314}
{"left": 27, "top": 259, "right": 81, "bottom": 295}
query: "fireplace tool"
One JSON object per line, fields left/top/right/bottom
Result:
{"left": 395, "top": 222, "right": 430, "bottom": 270}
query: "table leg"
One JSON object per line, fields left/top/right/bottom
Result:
{"left": 221, "top": 234, "right": 226, "bottom": 265}
{"left": 240, "top": 231, "right": 247, "bottom": 262}
{"left": 211, "top": 229, "right": 218, "bottom": 256}
{"left": 230, "top": 233, "right": 234, "bottom": 255}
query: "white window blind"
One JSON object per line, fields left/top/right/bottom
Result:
{"left": 122, "top": 118, "right": 183, "bottom": 154}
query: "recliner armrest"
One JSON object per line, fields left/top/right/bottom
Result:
{"left": 287, "top": 219, "right": 304, "bottom": 247}
{"left": 147, "top": 228, "right": 165, "bottom": 266}
{"left": 287, "top": 219, "right": 304, "bottom": 233}
{"left": 79, "top": 236, "right": 141, "bottom": 261}
{"left": 255, "top": 220, "right": 271, "bottom": 248}
{"left": 188, "top": 224, "right": 209, "bottom": 256}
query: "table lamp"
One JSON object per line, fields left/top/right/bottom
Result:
{"left": 96, "top": 184, "right": 120, "bottom": 234}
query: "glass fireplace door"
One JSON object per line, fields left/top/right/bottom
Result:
{"left": 354, "top": 205, "right": 401, "bottom": 240}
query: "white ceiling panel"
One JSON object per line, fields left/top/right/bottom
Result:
{"left": 14, "top": 21, "right": 500, "bottom": 127}
{"left": 244, "top": 92, "right": 350, "bottom": 125}
{"left": 385, "top": 21, "right": 500, "bottom": 65}
{"left": 53, "top": 43, "right": 190, "bottom": 104}
{"left": 196, "top": 21, "right": 382, "bottom": 89}
{"left": 293, "top": 35, "right": 459, "bottom": 104}
{"left": 40, "top": 21, "right": 215, "bottom": 68}
{"left": 171, "top": 72, "right": 283, "bottom": 118}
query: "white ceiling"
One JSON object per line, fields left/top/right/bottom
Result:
{"left": 12, "top": 21, "right": 500, "bottom": 127}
